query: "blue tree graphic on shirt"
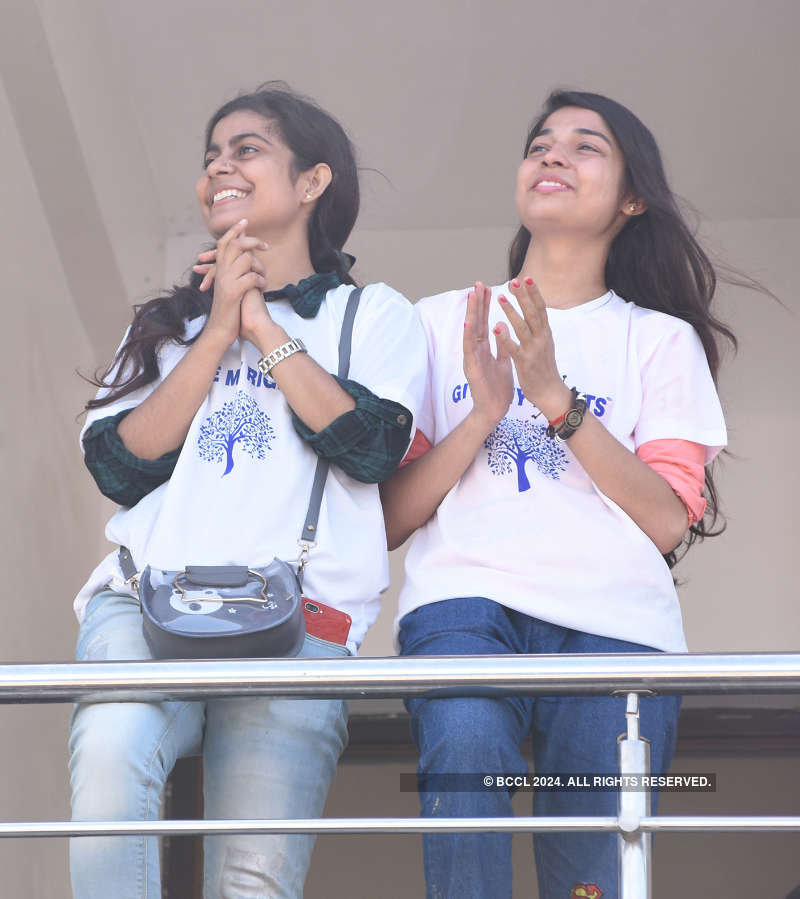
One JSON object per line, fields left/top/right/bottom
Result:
{"left": 484, "top": 418, "right": 567, "bottom": 492}
{"left": 197, "top": 391, "right": 275, "bottom": 476}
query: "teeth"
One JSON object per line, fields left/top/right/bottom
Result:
{"left": 537, "top": 180, "right": 568, "bottom": 188}
{"left": 212, "top": 189, "right": 248, "bottom": 204}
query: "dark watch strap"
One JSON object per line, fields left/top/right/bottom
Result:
{"left": 546, "top": 388, "right": 587, "bottom": 441}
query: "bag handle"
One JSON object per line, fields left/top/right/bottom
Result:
{"left": 298, "top": 286, "right": 363, "bottom": 551}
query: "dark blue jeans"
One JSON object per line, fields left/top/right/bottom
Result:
{"left": 399, "top": 597, "right": 681, "bottom": 899}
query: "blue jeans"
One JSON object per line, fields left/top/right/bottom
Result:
{"left": 399, "top": 597, "right": 681, "bottom": 899}
{"left": 69, "top": 590, "right": 349, "bottom": 899}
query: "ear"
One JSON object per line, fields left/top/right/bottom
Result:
{"left": 621, "top": 195, "right": 647, "bottom": 218}
{"left": 300, "top": 163, "right": 333, "bottom": 204}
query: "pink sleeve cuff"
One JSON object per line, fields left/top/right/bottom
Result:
{"left": 636, "top": 439, "right": 707, "bottom": 524}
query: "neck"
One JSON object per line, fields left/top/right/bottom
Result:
{"left": 517, "top": 232, "right": 611, "bottom": 309}
{"left": 250, "top": 221, "right": 317, "bottom": 291}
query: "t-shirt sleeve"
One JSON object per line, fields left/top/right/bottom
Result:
{"left": 345, "top": 283, "right": 429, "bottom": 449}
{"left": 637, "top": 438, "right": 707, "bottom": 524}
{"left": 633, "top": 315, "right": 726, "bottom": 464}
{"left": 79, "top": 319, "right": 203, "bottom": 448}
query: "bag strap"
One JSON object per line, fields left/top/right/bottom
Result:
{"left": 299, "top": 286, "right": 363, "bottom": 548}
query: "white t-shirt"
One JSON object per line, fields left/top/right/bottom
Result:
{"left": 397, "top": 284, "right": 727, "bottom": 653}
{"left": 76, "top": 282, "right": 427, "bottom": 649}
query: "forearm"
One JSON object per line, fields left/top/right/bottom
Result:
{"left": 380, "top": 412, "right": 495, "bottom": 550}
{"left": 249, "top": 323, "right": 356, "bottom": 431}
{"left": 117, "top": 330, "right": 228, "bottom": 459}
{"left": 562, "top": 411, "right": 689, "bottom": 553}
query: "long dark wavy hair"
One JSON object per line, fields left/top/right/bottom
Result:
{"left": 87, "top": 82, "right": 359, "bottom": 410}
{"left": 509, "top": 90, "right": 739, "bottom": 567}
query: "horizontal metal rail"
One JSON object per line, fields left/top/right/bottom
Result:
{"left": 3, "top": 816, "right": 800, "bottom": 839}
{"left": 2, "top": 652, "right": 800, "bottom": 703}
{"left": 4, "top": 655, "right": 799, "bottom": 897}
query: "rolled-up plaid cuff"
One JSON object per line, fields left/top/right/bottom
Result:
{"left": 291, "top": 377, "right": 413, "bottom": 483}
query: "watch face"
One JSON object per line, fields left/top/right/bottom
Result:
{"left": 565, "top": 408, "right": 583, "bottom": 428}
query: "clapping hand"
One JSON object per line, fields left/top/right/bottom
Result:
{"left": 494, "top": 277, "right": 572, "bottom": 422}
{"left": 463, "top": 282, "right": 515, "bottom": 431}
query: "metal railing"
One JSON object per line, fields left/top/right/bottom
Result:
{"left": 2, "top": 651, "right": 800, "bottom": 898}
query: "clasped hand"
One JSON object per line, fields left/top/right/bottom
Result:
{"left": 192, "top": 219, "right": 280, "bottom": 350}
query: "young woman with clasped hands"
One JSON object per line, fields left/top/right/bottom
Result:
{"left": 381, "top": 91, "right": 735, "bottom": 899}
{"left": 70, "top": 84, "right": 425, "bottom": 899}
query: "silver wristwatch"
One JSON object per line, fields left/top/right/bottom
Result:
{"left": 257, "top": 338, "right": 307, "bottom": 376}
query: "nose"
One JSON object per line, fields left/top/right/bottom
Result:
{"left": 541, "top": 143, "right": 568, "bottom": 167}
{"left": 206, "top": 154, "right": 235, "bottom": 176}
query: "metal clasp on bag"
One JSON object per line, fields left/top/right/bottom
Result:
{"left": 173, "top": 569, "right": 270, "bottom": 605}
{"left": 119, "top": 547, "right": 140, "bottom": 594}
{"left": 292, "top": 539, "right": 317, "bottom": 576}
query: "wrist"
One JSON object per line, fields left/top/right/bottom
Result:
{"left": 195, "top": 326, "right": 235, "bottom": 358}
{"left": 546, "top": 388, "right": 588, "bottom": 441}
{"left": 536, "top": 384, "right": 574, "bottom": 423}
{"left": 249, "top": 323, "right": 290, "bottom": 357}
{"left": 466, "top": 407, "right": 504, "bottom": 439}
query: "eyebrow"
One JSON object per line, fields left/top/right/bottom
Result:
{"left": 205, "top": 131, "right": 273, "bottom": 154}
{"left": 535, "top": 127, "right": 613, "bottom": 148}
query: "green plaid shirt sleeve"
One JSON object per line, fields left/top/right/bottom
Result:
{"left": 82, "top": 409, "right": 181, "bottom": 507}
{"left": 83, "top": 379, "right": 411, "bottom": 502}
{"left": 291, "top": 377, "right": 413, "bottom": 484}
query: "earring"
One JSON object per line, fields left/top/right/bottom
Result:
{"left": 305, "top": 191, "right": 314, "bottom": 200}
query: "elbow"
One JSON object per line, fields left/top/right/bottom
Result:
{"left": 380, "top": 482, "right": 412, "bottom": 551}
{"left": 652, "top": 514, "right": 690, "bottom": 556}
{"left": 385, "top": 525, "right": 409, "bottom": 553}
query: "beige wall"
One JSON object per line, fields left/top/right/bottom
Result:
{"left": 0, "top": 77, "right": 107, "bottom": 897}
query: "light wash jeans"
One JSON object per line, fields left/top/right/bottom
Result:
{"left": 69, "top": 590, "right": 349, "bottom": 899}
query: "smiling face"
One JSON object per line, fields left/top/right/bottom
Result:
{"left": 195, "top": 110, "right": 307, "bottom": 240}
{"left": 515, "top": 106, "right": 635, "bottom": 238}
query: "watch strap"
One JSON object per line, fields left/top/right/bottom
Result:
{"left": 546, "top": 388, "right": 587, "bottom": 440}
{"left": 257, "top": 338, "right": 307, "bottom": 377}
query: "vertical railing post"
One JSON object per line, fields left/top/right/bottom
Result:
{"left": 617, "top": 692, "right": 652, "bottom": 898}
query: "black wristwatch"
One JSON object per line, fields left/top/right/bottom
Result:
{"left": 546, "top": 389, "right": 587, "bottom": 441}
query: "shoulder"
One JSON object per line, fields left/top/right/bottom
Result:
{"left": 324, "top": 282, "right": 415, "bottom": 319}
{"left": 415, "top": 285, "right": 476, "bottom": 326}
{"left": 613, "top": 292, "right": 703, "bottom": 345}
{"left": 612, "top": 294, "right": 708, "bottom": 372}
{"left": 416, "top": 285, "right": 473, "bottom": 313}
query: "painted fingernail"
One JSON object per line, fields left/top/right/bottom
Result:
{"left": 493, "top": 326, "right": 502, "bottom": 335}
{"left": 498, "top": 295, "right": 508, "bottom": 303}
{"left": 525, "top": 277, "right": 533, "bottom": 286}
{"left": 511, "top": 279, "right": 520, "bottom": 288}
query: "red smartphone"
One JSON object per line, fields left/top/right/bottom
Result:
{"left": 302, "top": 599, "right": 352, "bottom": 646}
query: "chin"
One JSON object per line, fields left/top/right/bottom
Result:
{"left": 205, "top": 212, "right": 237, "bottom": 239}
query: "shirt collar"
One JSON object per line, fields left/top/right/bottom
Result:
{"left": 262, "top": 270, "right": 343, "bottom": 319}
{"left": 262, "top": 251, "right": 356, "bottom": 319}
